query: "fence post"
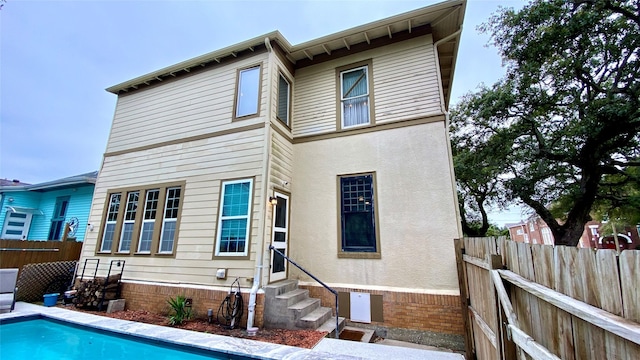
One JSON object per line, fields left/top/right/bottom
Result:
{"left": 455, "top": 238, "right": 474, "bottom": 360}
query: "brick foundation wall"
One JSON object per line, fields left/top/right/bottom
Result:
{"left": 120, "top": 282, "right": 265, "bottom": 328}
{"left": 299, "top": 285, "right": 464, "bottom": 335}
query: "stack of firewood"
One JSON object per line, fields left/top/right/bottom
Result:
{"left": 73, "top": 274, "right": 121, "bottom": 309}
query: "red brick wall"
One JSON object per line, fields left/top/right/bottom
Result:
{"left": 120, "top": 282, "right": 265, "bottom": 328}
{"left": 299, "top": 284, "right": 464, "bottom": 335}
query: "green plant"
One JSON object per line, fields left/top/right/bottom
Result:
{"left": 167, "top": 295, "right": 192, "bottom": 326}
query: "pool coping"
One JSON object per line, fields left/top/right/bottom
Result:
{"left": 1, "top": 302, "right": 463, "bottom": 359}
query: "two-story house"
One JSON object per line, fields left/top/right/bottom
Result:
{"left": 80, "top": 0, "right": 466, "bottom": 343}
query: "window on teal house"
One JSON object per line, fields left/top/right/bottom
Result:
{"left": 48, "top": 196, "right": 70, "bottom": 240}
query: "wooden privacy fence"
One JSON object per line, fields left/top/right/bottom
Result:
{"left": 0, "top": 239, "right": 83, "bottom": 272}
{"left": 455, "top": 237, "right": 640, "bottom": 360}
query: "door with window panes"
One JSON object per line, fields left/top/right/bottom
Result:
{"left": 269, "top": 192, "right": 289, "bottom": 282}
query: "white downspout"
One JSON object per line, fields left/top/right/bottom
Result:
{"left": 433, "top": 28, "right": 463, "bottom": 238}
{"left": 247, "top": 37, "right": 274, "bottom": 330}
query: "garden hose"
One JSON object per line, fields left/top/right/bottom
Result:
{"left": 217, "top": 278, "right": 244, "bottom": 329}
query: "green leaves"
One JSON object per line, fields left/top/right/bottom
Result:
{"left": 452, "top": 0, "right": 640, "bottom": 245}
{"left": 167, "top": 295, "right": 192, "bottom": 326}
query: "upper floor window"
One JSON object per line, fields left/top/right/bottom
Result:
{"left": 215, "top": 178, "right": 253, "bottom": 257}
{"left": 338, "top": 61, "right": 373, "bottom": 129}
{"left": 338, "top": 173, "right": 380, "bottom": 258}
{"left": 235, "top": 65, "right": 261, "bottom": 118}
{"left": 98, "top": 183, "right": 183, "bottom": 256}
{"left": 277, "top": 73, "right": 291, "bottom": 126}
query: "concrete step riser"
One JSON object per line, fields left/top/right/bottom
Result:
{"left": 276, "top": 289, "right": 309, "bottom": 307}
{"left": 297, "top": 307, "right": 332, "bottom": 329}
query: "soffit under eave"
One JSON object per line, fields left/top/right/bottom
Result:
{"left": 105, "top": 1, "right": 465, "bottom": 96}
{"left": 287, "top": 2, "right": 464, "bottom": 63}
{"left": 286, "top": 1, "right": 465, "bottom": 108}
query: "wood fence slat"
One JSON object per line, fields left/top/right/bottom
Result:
{"left": 596, "top": 250, "right": 623, "bottom": 316}
{"left": 499, "top": 269, "right": 640, "bottom": 346}
{"left": 470, "top": 305, "right": 497, "bottom": 349}
{"left": 454, "top": 238, "right": 474, "bottom": 360}
{"left": 0, "top": 240, "right": 82, "bottom": 272}
{"left": 530, "top": 245, "right": 561, "bottom": 357}
{"left": 620, "top": 251, "right": 640, "bottom": 322}
{"left": 594, "top": 249, "right": 627, "bottom": 360}
{"left": 552, "top": 246, "right": 577, "bottom": 359}
{"left": 461, "top": 238, "right": 640, "bottom": 360}
{"left": 508, "top": 325, "right": 562, "bottom": 360}
{"left": 576, "top": 248, "right": 607, "bottom": 360}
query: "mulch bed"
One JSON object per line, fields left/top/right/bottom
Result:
{"left": 64, "top": 307, "right": 328, "bottom": 349}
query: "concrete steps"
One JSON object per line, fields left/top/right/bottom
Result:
{"left": 264, "top": 280, "right": 343, "bottom": 333}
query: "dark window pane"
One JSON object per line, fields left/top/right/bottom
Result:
{"left": 272, "top": 250, "right": 285, "bottom": 273}
{"left": 340, "top": 175, "right": 376, "bottom": 252}
{"left": 277, "top": 75, "right": 289, "bottom": 124}
{"left": 274, "top": 196, "right": 287, "bottom": 228}
{"left": 274, "top": 231, "right": 286, "bottom": 242}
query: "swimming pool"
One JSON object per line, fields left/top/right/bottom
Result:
{"left": 0, "top": 316, "right": 251, "bottom": 360}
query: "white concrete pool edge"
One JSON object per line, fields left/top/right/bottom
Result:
{"left": 1, "top": 302, "right": 463, "bottom": 360}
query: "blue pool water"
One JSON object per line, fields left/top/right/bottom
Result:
{"left": 0, "top": 317, "right": 236, "bottom": 360}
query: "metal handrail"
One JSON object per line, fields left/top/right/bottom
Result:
{"left": 269, "top": 245, "right": 340, "bottom": 338}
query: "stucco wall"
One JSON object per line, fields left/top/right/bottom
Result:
{"left": 289, "top": 121, "right": 460, "bottom": 293}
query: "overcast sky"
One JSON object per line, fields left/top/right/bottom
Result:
{"left": 0, "top": 0, "right": 525, "bottom": 225}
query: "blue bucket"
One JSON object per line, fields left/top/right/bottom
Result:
{"left": 43, "top": 293, "right": 59, "bottom": 307}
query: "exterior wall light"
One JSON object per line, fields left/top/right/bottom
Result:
{"left": 269, "top": 196, "right": 278, "bottom": 206}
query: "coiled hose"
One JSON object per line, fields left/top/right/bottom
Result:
{"left": 217, "top": 278, "right": 244, "bottom": 329}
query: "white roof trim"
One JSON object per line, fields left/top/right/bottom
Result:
{"left": 5, "top": 206, "right": 44, "bottom": 216}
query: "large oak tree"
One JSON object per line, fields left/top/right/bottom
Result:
{"left": 451, "top": 0, "right": 640, "bottom": 246}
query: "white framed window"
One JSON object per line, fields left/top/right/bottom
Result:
{"left": 529, "top": 222, "right": 535, "bottom": 231}
{"left": 159, "top": 187, "right": 181, "bottom": 254}
{"left": 235, "top": 66, "right": 261, "bottom": 118}
{"left": 215, "top": 179, "right": 253, "bottom": 257}
{"left": 118, "top": 191, "right": 139, "bottom": 253}
{"left": 277, "top": 73, "right": 291, "bottom": 125}
{"left": 98, "top": 183, "right": 183, "bottom": 256}
{"left": 516, "top": 229, "right": 523, "bottom": 235}
{"left": 137, "top": 189, "right": 159, "bottom": 253}
{"left": 101, "top": 193, "right": 121, "bottom": 252}
{"left": 340, "top": 65, "right": 370, "bottom": 128}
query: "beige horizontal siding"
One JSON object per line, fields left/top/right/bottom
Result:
{"left": 373, "top": 40, "right": 442, "bottom": 122}
{"left": 83, "top": 127, "right": 266, "bottom": 286}
{"left": 106, "top": 54, "right": 269, "bottom": 154}
{"left": 269, "top": 130, "right": 294, "bottom": 188}
{"left": 292, "top": 34, "right": 442, "bottom": 137}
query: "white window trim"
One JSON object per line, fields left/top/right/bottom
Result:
{"left": 137, "top": 189, "right": 158, "bottom": 254}
{"left": 340, "top": 65, "right": 370, "bottom": 129}
{"left": 277, "top": 73, "right": 291, "bottom": 125}
{"left": 235, "top": 66, "right": 261, "bottom": 118}
{"left": 118, "top": 191, "right": 138, "bottom": 253}
{"left": 158, "top": 187, "right": 180, "bottom": 254}
{"left": 215, "top": 178, "right": 253, "bottom": 257}
{"left": 101, "top": 193, "right": 121, "bottom": 253}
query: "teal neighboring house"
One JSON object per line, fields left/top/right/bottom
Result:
{"left": 0, "top": 171, "right": 98, "bottom": 241}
